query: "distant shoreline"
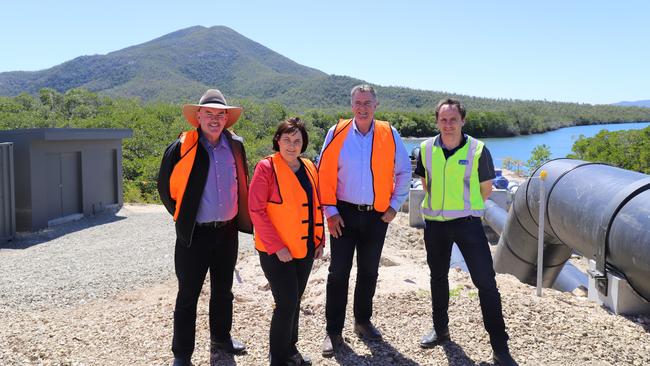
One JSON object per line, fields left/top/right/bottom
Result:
{"left": 401, "top": 119, "right": 650, "bottom": 139}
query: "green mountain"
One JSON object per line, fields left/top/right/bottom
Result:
{"left": 0, "top": 21, "right": 510, "bottom": 112}
{"left": 0, "top": 25, "right": 577, "bottom": 109}
{"left": 0, "top": 26, "right": 328, "bottom": 104}
{"left": 1, "top": 25, "right": 650, "bottom": 120}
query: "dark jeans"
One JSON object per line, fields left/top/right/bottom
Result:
{"left": 325, "top": 204, "right": 388, "bottom": 335}
{"left": 259, "top": 248, "right": 314, "bottom": 366}
{"left": 424, "top": 216, "right": 509, "bottom": 351}
{"left": 172, "top": 221, "right": 239, "bottom": 358}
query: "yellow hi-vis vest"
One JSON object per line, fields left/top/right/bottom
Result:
{"left": 420, "top": 135, "right": 485, "bottom": 221}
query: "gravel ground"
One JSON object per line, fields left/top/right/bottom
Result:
{"left": 0, "top": 205, "right": 254, "bottom": 312}
{"left": 1, "top": 205, "right": 649, "bottom": 365}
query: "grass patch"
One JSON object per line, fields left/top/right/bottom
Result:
{"left": 449, "top": 285, "right": 464, "bottom": 298}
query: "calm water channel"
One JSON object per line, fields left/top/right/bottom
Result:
{"left": 403, "top": 121, "right": 650, "bottom": 168}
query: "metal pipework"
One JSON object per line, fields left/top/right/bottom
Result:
{"left": 493, "top": 158, "right": 650, "bottom": 301}
{"left": 484, "top": 199, "right": 507, "bottom": 236}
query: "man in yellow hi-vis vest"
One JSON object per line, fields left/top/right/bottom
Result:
{"left": 415, "top": 98, "right": 517, "bottom": 366}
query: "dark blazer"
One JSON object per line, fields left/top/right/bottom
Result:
{"left": 157, "top": 128, "right": 253, "bottom": 247}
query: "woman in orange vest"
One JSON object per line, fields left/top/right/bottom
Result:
{"left": 249, "top": 117, "right": 325, "bottom": 366}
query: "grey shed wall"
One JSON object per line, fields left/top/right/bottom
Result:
{"left": 0, "top": 128, "right": 132, "bottom": 231}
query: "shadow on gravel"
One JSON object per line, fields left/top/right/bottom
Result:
{"left": 210, "top": 350, "right": 237, "bottom": 366}
{"left": 623, "top": 314, "right": 650, "bottom": 334}
{"left": 441, "top": 340, "right": 489, "bottom": 365}
{"left": 333, "top": 337, "right": 420, "bottom": 365}
{"left": 0, "top": 210, "right": 126, "bottom": 250}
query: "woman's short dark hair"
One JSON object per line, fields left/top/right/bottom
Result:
{"left": 272, "top": 117, "right": 309, "bottom": 153}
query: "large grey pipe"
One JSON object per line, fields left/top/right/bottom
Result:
{"left": 493, "top": 158, "right": 650, "bottom": 301}
{"left": 484, "top": 199, "right": 508, "bottom": 236}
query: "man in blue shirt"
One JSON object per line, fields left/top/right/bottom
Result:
{"left": 157, "top": 89, "right": 252, "bottom": 366}
{"left": 318, "top": 85, "right": 411, "bottom": 356}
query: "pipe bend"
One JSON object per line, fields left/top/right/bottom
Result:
{"left": 495, "top": 159, "right": 650, "bottom": 301}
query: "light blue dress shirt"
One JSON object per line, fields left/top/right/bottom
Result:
{"left": 318, "top": 119, "right": 411, "bottom": 218}
{"left": 195, "top": 135, "right": 238, "bottom": 223}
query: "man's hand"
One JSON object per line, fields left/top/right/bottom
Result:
{"left": 380, "top": 207, "right": 397, "bottom": 223}
{"left": 314, "top": 245, "right": 324, "bottom": 260}
{"left": 327, "top": 214, "right": 345, "bottom": 238}
{"left": 275, "top": 247, "right": 293, "bottom": 262}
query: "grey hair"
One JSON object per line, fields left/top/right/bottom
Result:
{"left": 350, "top": 84, "right": 377, "bottom": 100}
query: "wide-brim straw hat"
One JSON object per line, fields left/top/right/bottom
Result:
{"left": 182, "top": 89, "right": 242, "bottom": 129}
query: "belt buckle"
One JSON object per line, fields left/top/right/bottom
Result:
{"left": 357, "top": 204, "right": 373, "bottom": 212}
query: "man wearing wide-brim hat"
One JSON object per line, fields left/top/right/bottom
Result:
{"left": 158, "top": 89, "right": 252, "bottom": 366}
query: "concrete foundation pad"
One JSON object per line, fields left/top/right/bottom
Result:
{"left": 587, "top": 260, "right": 650, "bottom": 315}
{"left": 48, "top": 213, "right": 84, "bottom": 227}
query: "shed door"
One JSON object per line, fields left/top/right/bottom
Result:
{"left": 60, "top": 152, "right": 82, "bottom": 216}
{"left": 46, "top": 152, "right": 82, "bottom": 220}
{"left": 95, "top": 149, "right": 117, "bottom": 205}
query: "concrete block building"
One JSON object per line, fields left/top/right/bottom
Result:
{"left": 0, "top": 128, "right": 132, "bottom": 231}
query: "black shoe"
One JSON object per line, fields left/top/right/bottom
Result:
{"left": 493, "top": 349, "right": 518, "bottom": 366}
{"left": 210, "top": 338, "right": 247, "bottom": 355}
{"left": 288, "top": 352, "right": 312, "bottom": 365}
{"left": 354, "top": 322, "right": 382, "bottom": 340}
{"left": 321, "top": 333, "right": 344, "bottom": 358}
{"left": 419, "top": 328, "right": 450, "bottom": 348}
{"left": 172, "top": 356, "right": 193, "bottom": 366}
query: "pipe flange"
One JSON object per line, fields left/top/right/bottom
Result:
{"left": 594, "top": 177, "right": 650, "bottom": 295}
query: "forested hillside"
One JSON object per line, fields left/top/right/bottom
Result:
{"left": 570, "top": 126, "right": 650, "bottom": 174}
{"left": 2, "top": 89, "right": 649, "bottom": 202}
{"left": 0, "top": 89, "right": 326, "bottom": 202}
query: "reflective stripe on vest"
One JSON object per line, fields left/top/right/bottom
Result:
{"left": 420, "top": 135, "right": 485, "bottom": 221}
{"left": 169, "top": 130, "right": 200, "bottom": 221}
{"left": 255, "top": 153, "right": 325, "bottom": 259}
{"left": 318, "top": 119, "right": 395, "bottom": 212}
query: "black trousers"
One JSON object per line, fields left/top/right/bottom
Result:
{"left": 259, "top": 248, "right": 314, "bottom": 366}
{"left": 172, "top": 221, "right": 239, "bottom": 358}
{"left": 424, "top": 216, "right": 509, "bottom": 351}
{"left": 325, "top": 204, "right": 389, "bottom": 335}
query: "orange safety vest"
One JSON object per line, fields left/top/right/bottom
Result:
{"left": 169, "top": 130, "right": 200, "bottom": 221}
{"left": 255, "top": 153, "right": 325, "bottom": 259}
{"left": 318, "top": 119, "right": 395, "bottom": 212}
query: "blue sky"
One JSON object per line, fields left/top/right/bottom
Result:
{"left": 1, "top": 0, "right": 648, "bottom": 104}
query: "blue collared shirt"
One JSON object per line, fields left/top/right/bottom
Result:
{"left": 195, "top": 135, "right": 238, "bottom": 223}
{"left": 319, "top": 119, "right": 412, "bottom": 218}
